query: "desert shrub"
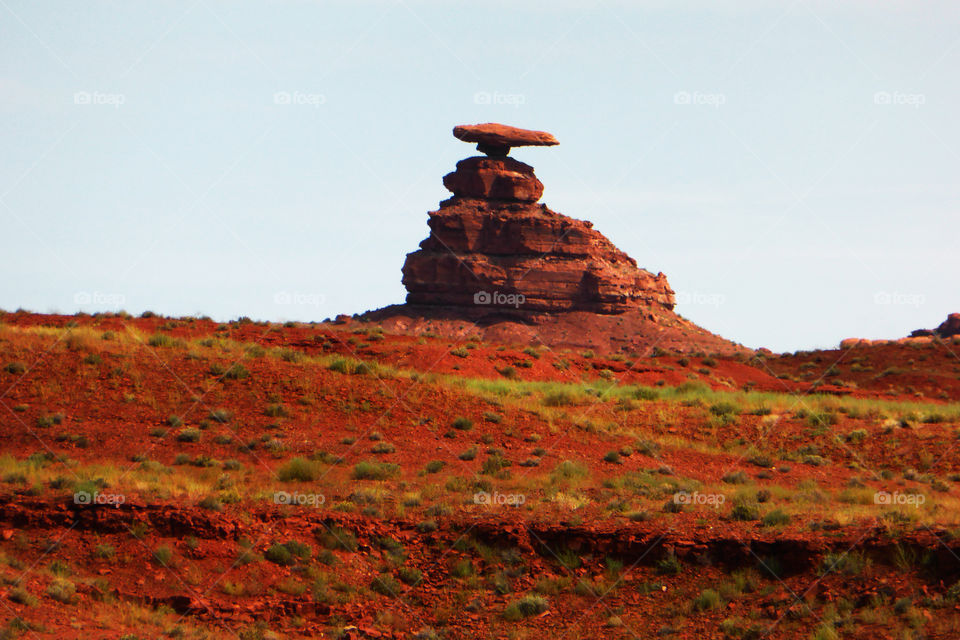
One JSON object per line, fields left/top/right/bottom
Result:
{"left": 276, "top": 348, "right": 303, "bottom": 363}
{"left": 36, "top": 414, "right": 64, "bottom": 428}
{"left": 845, "top": 429, "right": 868, "bottom": 444}
{"left": 603, "top": 451, "right": 622, "bottom": 464}
{"left": 730, "top": 502, "right": 759, "bottom": 521}
{"left": 4, "top": 362, "right": 26, "bottom": 375}
{"left": 450, "top": 559, "right": 474, "bottom": 578}
{"left": 265, "top": 543, "right": 293, "bottom": 566}
{"left": 543, "top": 390, "right": 579, "bottom": 407}
{"left": 152, "top": 546, "right": 174, "bottom": 566}
{"left": 94, "top": 544, "right": 115, "bottom": 559}
{"left": 762, "top": 509, "right": 791, "bottom": 527}
{"left": 370, "top": 573, "right": 401, "bottom": 596}
{"left": 481, "top": 453, "right": 511, "bottom": 475}
{"left": 353, "top": 461, "right": 400, "bottom": 480}
{"left": 208, "top": 409, "right": 231, "bottom": 423}
{"left": 692, "top": 588, "right": 721, "bottom": 611}
{"left": 819, "top": 551, "right": 868, "bottom": 576}
{"left": 264, "top": 403, "right": 288, "bottom": 418}
{"left": 8, "top": 588, "right": 38, "bottom": 607}
{"left": 398, "top": 566, "right": 423, "bottom": 586}
{"left": 656, "top": 553, "right": 682, "bottom": 575}
{"left": 458, "top": 447, "right": 477, "bottom": 461}
{"left": 424, "top": 460, "right": 445, "bottom": 474}
{"left": 550, "top": 460, "right": 588, "bottom": 483}
{"left": 371, "top": 442, "right": 396, "bottom": 454}
{"left": 450, "top": 347, "right": 469, "bottom": 358}
{"left": 452, "top": 417, "right": 473, "bottom": 431}
{"left": 176, "top": 428, "right": 201, "bottom": 443}
{"left": 147, "top": 334, "right": 184, "bottom": 348}
{"left": 416, "top": 519, "right": 437, "bottom": 533}
{"left": 266, "top": 540, "right": 311, "bottom": 566}
{"left": 503, "top": 594, "right": 549, "bottom": 621}
{"left": 709, "top": 402, "right": 740, "bottom": 417}
{"left": 317, "top": 525, "right": 357, "bottom": 552}
{"left": 45, "top": 578, "right": 77, "bottom": 604}
{"left": 722, "top": 470, "right": 750, "bottom": 484}
{"left": 221, "top": 364, "right": 249, "bottom": 380}
{"left": 278, "top": 457, "right": 320, "bottom": 482}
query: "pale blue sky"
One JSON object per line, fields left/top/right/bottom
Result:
{"left": 2, "top": 1, "right": 958, "bottom": 352}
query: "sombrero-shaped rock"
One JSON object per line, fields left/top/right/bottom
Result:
{"left": 453, "top": 123, "right": 558, "bottom": 157}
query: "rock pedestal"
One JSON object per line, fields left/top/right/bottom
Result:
{"left": 442, "top": 157, "right": 543, "bottom": 202}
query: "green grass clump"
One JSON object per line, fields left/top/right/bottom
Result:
{"left": 317, "top": 525, "right": 358, "bottom": 552}
{"left": 278, "top": 457, "right": 321, "bottom": 482}
{"left": 692, "top": 588, "right": 721, "bottom": 611}
{"left": 152, "top": 546, "right": 175, "bottom": 567}
{"left": 147, "top": 334, "right": 185, "bottom": 348}
{"left": 353, "top": 460, "right": 400, "bottom": 480}
{"left": 398, "top": 566, "right": 423, "bottom": 586}
{"left": 45, "top": 578, "right": 77, "bottom": 604}
{"left": 176, "top": 428, "right": 201, "bottom": 443}
{"left": 371, "top": 573, "right": 401, "bottom": 596}
{"left": 266, "top": 540, "right": 311, "bottom": 566}
{"left": 424, "top": 460, "right": 445, "bottom": 474}
{"left": 452, "top": 416, "right": 473, "bottom": 431}
{"left": 761, "top": 509, "right": 791, "bottom": 527}
{"left": 503, "top": 594, "right": 549, "bottom": 621}
{"left": 656, "top": 554, "right": 682, "bottom": 575}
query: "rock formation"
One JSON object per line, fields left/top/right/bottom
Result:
{"left": 401, "top": 123, "right": 676, "bottom": 315}
{"left": 910, "top": 313, "right": 960, "bottom": 339}
{"left": 362, "top": 123, "right": 743, "bottom": 355}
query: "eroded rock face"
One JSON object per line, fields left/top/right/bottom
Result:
{"left": 401, "top": 197, "right": 675, "bottom": 314}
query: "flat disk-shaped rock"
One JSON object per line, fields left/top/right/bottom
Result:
{"left": 453, "top": 123, "right": 558, "bottom": 150}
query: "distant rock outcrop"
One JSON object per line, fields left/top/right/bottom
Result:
{"left": 910, "top": 313, "right": 960, "bottom": 339}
